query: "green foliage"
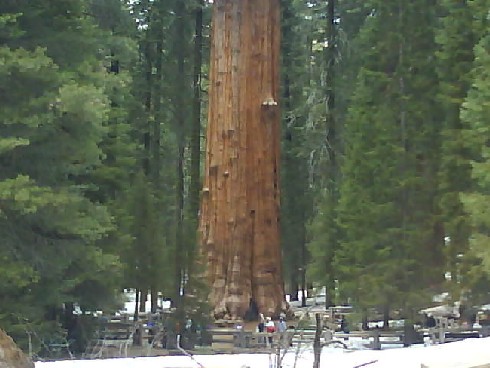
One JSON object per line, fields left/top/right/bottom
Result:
{"left": 280, "top": 0, "right": 314, "bottom": 299}
{"left": 435, "top": 0, "right": 477, "bottom": 299}
{"left": 306, "top": 190, "right": 338, "bottom": 295}
{"left": 461, "top": 31, "right": 490, "bottom": 280}
{"left": 335, "top": 68, "right": 402, "bottom": 308}
{"left": 333, "top": 1, "right": 444, "bottom": 314}
{"left": 1, "top": 0, "right": 489, "bottom": 352}
{"left": 123, "top": 172, "right": 169, "bottom": 291}
{"left": 0, "top": 1, "right": 123, "bottom": 347}
{"left": 304, "top": 0, "right": 370, "bottom": 303}
{"left": 0, "top": 0, "right": 209, "bottom": 351}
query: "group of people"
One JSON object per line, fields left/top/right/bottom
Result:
{"left": 255, "top": 313, "right": 288, "bottom": 346}
{"left": 257, "top": 313, "right": 287, "bottom": 334}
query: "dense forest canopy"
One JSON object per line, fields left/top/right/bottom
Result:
{"left": 0, "top": 0, "right": 489, "bottom": 352}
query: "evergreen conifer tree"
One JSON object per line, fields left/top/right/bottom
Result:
{"left": 436, "top": 0, "right": 478, "bottom": 298}
{"left": 460, "top": 25, "right": 490, "bottom": 302}
{"left": 0, "top": 2, "right": 123, "bottom": 345}
{"left": 335, "top": 1, "right": 444, "bottom": 317}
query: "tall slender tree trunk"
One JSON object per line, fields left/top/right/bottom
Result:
{"left": 143, "top": 34, "right": 153, "bottom": 176}
{"left": 134, "top": 288, "right": 140, "bottom": 321}
{"left": 199, "top": 0, "right": 285, "bottom": 319}
{"left": 174, "top": 0, "right": 187, "bottom": 310}
{"left": 150, "top": 19, "right": 164, "bottom": 314}
{"left": 324, "top": 0, "right": 337, "bottom": 309}
{"left": 152, "top": 28, "right": 163, "bottom": 184}
{"left": 142, "top": 7, "right": 155, "bottom": 310}
{"left": 139, "top": 290, "right": 147, "bottom": 313}
{"left": 325, "top": 0, "right": 336, "bottom": 172}
{"left": 383, "top": 304, "right": 390, "bottom": 330}
{"left": 189, "top": 0, "right": 204, "bottom": 268}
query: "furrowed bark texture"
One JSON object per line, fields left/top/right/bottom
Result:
{"left": 199, "top": 0, "right": 285, "bottom": 319}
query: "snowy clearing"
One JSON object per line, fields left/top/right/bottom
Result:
{"left": 36, "top": 337, "right": 490, "bottom": 368}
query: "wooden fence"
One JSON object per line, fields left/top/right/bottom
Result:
{"left": 209, "top": 328, "right": 294, "bottom": 350}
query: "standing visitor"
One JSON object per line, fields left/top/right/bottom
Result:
{"left": 277, "top": 316, "right": 287, "bottom": 333}
{"left": 258, "top": 313, "right": 265, "bottom": 333}
{"left": 277, "top": 316, "right": 287, "bottom": 347}
{"left": 265, "top": 317, "right": 275, "bottom": 346}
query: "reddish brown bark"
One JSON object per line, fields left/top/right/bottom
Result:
{"left": 199, "top": 0, "right": 286, "bottom": 319}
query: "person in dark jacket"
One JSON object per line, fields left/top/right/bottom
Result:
{"left": 340, "top": 316, "right": 349, "bottom": 333}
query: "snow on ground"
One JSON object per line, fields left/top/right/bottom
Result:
{"left": 36, "top": 337, "right": 490, "bottom": 368}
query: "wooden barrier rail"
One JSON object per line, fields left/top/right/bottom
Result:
{"left": 420, "top": 327, "right": 481, "bottom": 344}
{"left": 208, "top": 328, "right": 408, "bottom": 351}
{"left": 298, "top": 329, "right": 414, "bottom": 350}
{"left": 208, "top": 329, "right": 293, "bottom": 349}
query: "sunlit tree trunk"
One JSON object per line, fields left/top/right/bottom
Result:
{"left": 199, "top": 0, "right": 286, "bottom": 319}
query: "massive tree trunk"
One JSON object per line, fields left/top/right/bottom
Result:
{"left": 199, "top": 0, "right": 286, "bottom": 319}
{"left": 0, "top": 329, "right": 34, "bottom": 368}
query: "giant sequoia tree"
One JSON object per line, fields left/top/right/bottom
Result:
{"left": 199, "top": 0, "right": 286, "bottom": 319}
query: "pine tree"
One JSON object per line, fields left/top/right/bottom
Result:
{"left": 305, "top": 0, "right": 370, "bottom": 306}
{"left": 0, "top": 2, "right": 122, "bottom": 345}
{"left": 335, "top": 1, "right": 444, "bottom": 317}
{"left": 127, "top": 0, "right": 210, "bottom": 316}
{"left": 460, "top": 24, "right": 490, "bottom": 302}
{"left": 303, "top": 0, "right": 343, "bottom": 308}
{"left": 436, "top": 0, "right": 478, "bottom": 298}
{"left": 280, "top": 0, "right": 313, "bottom": 304}
{"left": 335, "top": 68, "right": 402, "bottom": 310}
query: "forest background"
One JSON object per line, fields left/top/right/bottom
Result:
{"left": 0, "top": 0, "right": 489, "bottom": 353}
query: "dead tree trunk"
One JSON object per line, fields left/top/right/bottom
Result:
{"left": 199, "top": 0, "right": 285, "bottom": 319}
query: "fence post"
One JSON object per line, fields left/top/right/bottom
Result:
{"left": 372, "top": 330, "right": 381, "bottom": 350}
{"left": 438, "top": 318, "right": 445, "bottom": 344}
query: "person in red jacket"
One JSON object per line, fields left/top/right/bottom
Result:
{"left": 265, "top": 317, "right": 275, "bottom": 345}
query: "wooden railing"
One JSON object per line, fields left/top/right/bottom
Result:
{"left": 208, "top": 328, "right": 293, "bottom": 350}
{"left": 81, "top": 315, "right": 486, "bottom": 358}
